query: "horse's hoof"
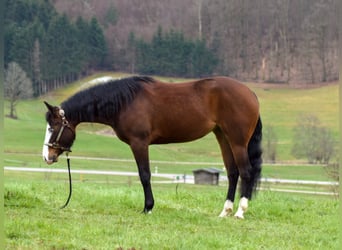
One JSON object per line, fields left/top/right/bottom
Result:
{"left": 142, "top": 209, "right": 152, "bottom": 214}
{"left": 234, "top": 213, "right": 244, "bottom": 219}
{"left": 218, "top": 208, "right": 233, "bottom": 217}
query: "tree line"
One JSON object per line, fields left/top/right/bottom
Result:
{"left": 132, "top": 27, "right": 218, "bottom": 77}
{"left": 53, "top": 0, "right": 338, "bottom": 85}
{"left": 5, "top": 0, "right": 107, "bottom": 96}
{"left": 5, "top": 0, "right": 219, "bottom": 96}
{"left": 5, "top": 0, "right": 338, "bottom": 97}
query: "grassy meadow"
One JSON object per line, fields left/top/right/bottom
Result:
{"left": 4, "top": 72, "right": 339, "bottom": 249}
{"left": 4, "top": 178, "right": 339, "bottom": 249}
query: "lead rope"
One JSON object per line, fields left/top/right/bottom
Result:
{"left": 60, "top": 152, "right": 72, "bottom": 209}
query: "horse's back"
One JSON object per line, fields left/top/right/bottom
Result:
{"left": 116, "top": 76, "right": 259, "bottom": 145}
{"left": 188, "top": 76, "right": 260, "bottom": 119}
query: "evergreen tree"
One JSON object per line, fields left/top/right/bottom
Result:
{"left": 135, "top": 38, "right": 153, "bottom": 74}
{"left": 75, "top": 16, "right": 91, "bottom": 74}
{"left": 190, "top": 39, "right": 218, "bottom": 77}
{"left": 127, "top": 31, "right": 137, "bottom": 73}
{"left": 88, "top": 17, "right": 107, "bottom": 69}
{"left": 135, "top": 27, "right": 218, "bottom": 77}
{"left": 5, "top": 0, "right": 109, "bottom": 95}
{"left": 41, "top": 14, "right": 82, "bottom": 87}
{"left": 8, "top": 24, "right": 33, "bottom": 77}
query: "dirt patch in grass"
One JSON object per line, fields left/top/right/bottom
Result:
{"left": 95, "top": 128, "right": 116, "bottom": 137}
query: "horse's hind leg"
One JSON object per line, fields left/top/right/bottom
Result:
{"left": 214, "top": 128, "right": 239, "bottom": 217}
{"left": 230, "top": 145, "right": 253, "bottom": 219}
{"left": 217, "top": 129, "right": 255, "bottom": 219}
{"left": 234, "top": 117, "right": 263, "bottom": 219}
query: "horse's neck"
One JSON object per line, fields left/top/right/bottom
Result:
{"left": 66, "top": 108, "right": 113, "bottom": 128}
{"left": 63, "top": 93, "right": 125, "bottom": 128}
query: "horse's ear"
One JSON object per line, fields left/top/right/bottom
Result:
{"left": 44, "top": 101, "right": 54, "bottom": 112}
{"left": 44, "top": 101, "right": 65, "bottom": 118}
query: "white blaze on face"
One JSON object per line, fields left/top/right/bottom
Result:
{"left": 42, "top": 123, "right": 53, "bottom": 164}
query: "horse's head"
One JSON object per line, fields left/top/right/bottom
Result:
{"left": 42, "top": 101, "right": 75, "bottom": 164}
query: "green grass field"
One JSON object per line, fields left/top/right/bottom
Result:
{"left": 5, "top": 179, "right": 339, "bottom": 249}
{"left": 4, "top": 72, "right": 339, "bottom": 249}
{"left": 4, "top": 178, "right": 339, "bottom": 249}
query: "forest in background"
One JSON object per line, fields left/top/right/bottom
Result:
{"left": 5, "top": 0, "right": 339, "bottom": 96}
{"left": 53, "top": 0, "right": 339, "bottom": 83}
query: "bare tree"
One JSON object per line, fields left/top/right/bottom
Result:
{"left": 263, "top": 125, "right": 278, "bottom": 163}
{"left": 32, "top": 39, "right": 42, "bottom": 96}
{"left": 5, "top": 62, "right": 33, "bottom": 119}
{"left": 197, "top": 0, "right": 203, "bottom": 40}
{"left": 302, "top": 0, "right": 338, "bottom": 82}
{"left": 292, "top": 114, "right": 335, "bottom": 164}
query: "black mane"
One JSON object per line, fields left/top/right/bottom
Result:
{"left": 61, "top": 76, "right": 155, "bottom": 123}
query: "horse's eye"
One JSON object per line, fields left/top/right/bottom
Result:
{"left": 48, "top": 127, "right": 54, "bottom": 133}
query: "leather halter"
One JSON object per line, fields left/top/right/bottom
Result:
{"left": 45, "top": 116, "right": 73, "bottom": 152}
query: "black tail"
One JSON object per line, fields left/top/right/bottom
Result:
{"left": 247, "top": 116, "right": 263, "bottom": 199}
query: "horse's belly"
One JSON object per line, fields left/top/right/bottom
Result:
{"left": 150, "top": 120, "right": 215, "bottom": 144}
{"left": 150, "top": 135, "right": 206, "bottom": 144}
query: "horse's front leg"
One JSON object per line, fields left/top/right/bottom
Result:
{"left": 130, "top": 141, "right": 154, "bottom": 213}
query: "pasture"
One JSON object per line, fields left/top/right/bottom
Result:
{"left": 4, "top": 73, "right": 339, "bottom": 249}
{"left": 4, "top": 177, "right": 339, "bottom": 249}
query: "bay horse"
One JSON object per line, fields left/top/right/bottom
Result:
{"left": 42, "top": 76, "right": 262, "bottom": 219}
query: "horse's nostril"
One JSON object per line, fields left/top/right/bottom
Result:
{"left": 45, "top": 157, "right": 54, "bottom": 165}
{"left": 44, "top": 155, "right": 58, "bottom": 165}
{"left": 52, "top": 155, "right": 58, "bottom": 162}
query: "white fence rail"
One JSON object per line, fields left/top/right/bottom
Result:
{"left": 4, "top": 166, "right": 338, "bottom": 196}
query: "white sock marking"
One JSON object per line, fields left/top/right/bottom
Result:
{"left": 234, "top": 197, "right": 248, "bottom": 219}
{"left": 219, "top": 200, "right": 234, "bottom": 217}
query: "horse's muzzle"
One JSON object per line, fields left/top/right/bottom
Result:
{"left": 45, "top": 156, "right": 58, "bottom": 165}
